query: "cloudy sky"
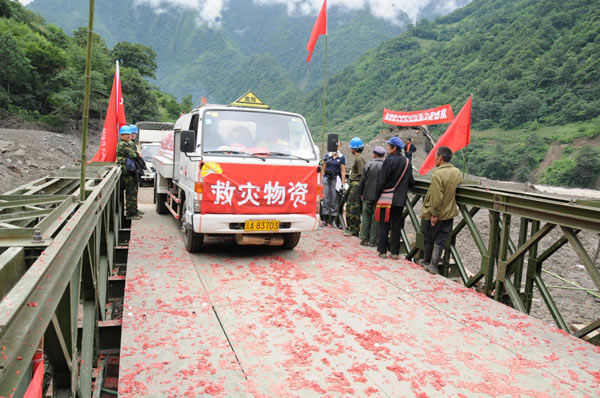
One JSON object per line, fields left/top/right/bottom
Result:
{"left": 20, "top": 0, "right": 461, "bottom": 26}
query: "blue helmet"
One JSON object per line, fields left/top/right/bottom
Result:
{"left": 119, "top": 125, "right": 132, "bottom": 135}
{"left": 129, "top": 124, "right": 138, "bottom": 134}
{"left": 385, "top": 136, "right": 404, "bottom": 149}
{"left": 349, "top": 137, "right": 363, "bottom": 149}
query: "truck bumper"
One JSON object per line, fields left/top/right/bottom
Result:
{"left": 192, "top": 214, "right": 319, "bottom": 234}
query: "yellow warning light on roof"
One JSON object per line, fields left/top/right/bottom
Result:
{"left": 230, "top": 91, "right": 270, "bottom": 109}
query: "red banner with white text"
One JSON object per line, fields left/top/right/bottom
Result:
{"left": 201, "top": 163, "right": 318, "bottom": 215}
{"left": 382, "top": 104, "right": 454, "bottom": 126}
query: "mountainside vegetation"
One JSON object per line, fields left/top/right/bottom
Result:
{"left": 27, "top": 0, "right": 410, "bottom": 105}
{"left": 297, "top": 0, "right": 600, "bottom": 187}
{"left": 0, "top": 0, "right": 184, "bottom": 126}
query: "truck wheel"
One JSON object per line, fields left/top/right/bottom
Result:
{"left": 282, "top": 232, "right": 301, "bottom": 250}
{"left": 183, "top": 222, "right": 204, "bottom": 253}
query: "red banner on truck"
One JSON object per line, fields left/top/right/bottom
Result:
{"left": 382, "top": 104, "right": 454, "bottom": 126}
{"left": 201, "top": 163, "right": 318, "bottom": 215}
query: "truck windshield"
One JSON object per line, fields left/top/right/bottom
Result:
{"left": 201, "top": 110, "right": 316, "bottom": 160}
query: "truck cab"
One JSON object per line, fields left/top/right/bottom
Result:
{"left": 153, "top": 95, "right": 320, "bottom": 252}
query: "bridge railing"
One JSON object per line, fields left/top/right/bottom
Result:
{"left": 0, "top": 163, "right": 124, "bottom": 398}
{"left": 404, "top": 177, "right": 600, "bottom": 343}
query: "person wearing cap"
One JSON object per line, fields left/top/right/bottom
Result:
{"left": 419, "top": 146, "right": 463, "bottom": 274}
{"left": 375, "top": 136, "right": 415, "bottom": 259}
{"left": 116, "top": 125, "right": 142, "bottom": 220}
{"left": 320, "top": 141, "right": 346, "bottom": 227}
{"left": 357, "top": 146, "right": 385, "bottom": 246}
{"left": 344, "top": 137, "right": 366, "bottom": 237}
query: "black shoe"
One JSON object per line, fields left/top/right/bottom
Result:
{"left": 360, "top": 240, "right": 369, "bottom": 246}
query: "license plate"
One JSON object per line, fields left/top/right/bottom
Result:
{"left": 244, "top": 220, "right": 280, "bottom": 232}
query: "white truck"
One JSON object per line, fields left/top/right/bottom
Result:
{"left": 153, "top": 95, "right": 321, "bottom": 252}
{"left": 135, "top": 121, "right": 174, "bottom": 186}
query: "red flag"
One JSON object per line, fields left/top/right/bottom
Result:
{"left": 91, "top": 61, "right": 127, "bottom": 162}
{"left": 24, "top": 351, "right": 44, "bottom": 398}
{"left": 419, "top": 95, "right": 472, "bottom": 175}
{"left": 306, "top": 0, "right": 327, "bottom": 62}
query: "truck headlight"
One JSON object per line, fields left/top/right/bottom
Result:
{"left": 194, "top": 199, "right": 201, "bottom": 213}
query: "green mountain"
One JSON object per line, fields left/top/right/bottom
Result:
{"left": 26, "top": 0, "right": 412, "bottom": 105}
{"left": 299, "top": 0, "right": 600, "bottom": 136}
{"left": 296, "top": 0, "right": 599, "bottom": 186}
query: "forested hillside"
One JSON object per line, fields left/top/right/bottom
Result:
{"left": 27, "top": 0, "right": 409, "bottom": 105}
{"left": 298, "top": 0, "right": 600, "bottom": 187}
{"left": 301, "top": 0, "right": 599, "bottom": 133}
{"left": 0, "top": 0, "right": 185, "bottom": 126}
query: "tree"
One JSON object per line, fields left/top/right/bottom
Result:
{"left": 501, "top": 93, "right": 542, "bottom": 128}
{"left": 111, "top": 41, "right": 157, "bottom": 79}
{"left": 0, "top": 30, "right": 33, "bottom": 110}
{"left": 571, "top": 146, "right": 600, "bottom": 188}
{"left": 120, "top": 67, "right": 158, "bottom": 123}
{"left": 181, "top": 95, "right": 193, "bottom": 113}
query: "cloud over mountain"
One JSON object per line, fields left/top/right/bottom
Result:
{"left": 130, "top": 0, "right": 463, "bottom": 27}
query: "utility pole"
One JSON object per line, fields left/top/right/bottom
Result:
{"left": 79, "top": 0, "right": 95, "bottom": 201}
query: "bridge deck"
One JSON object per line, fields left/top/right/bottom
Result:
{"left": 119, "top": 200, "right": 600, "bottom": 397}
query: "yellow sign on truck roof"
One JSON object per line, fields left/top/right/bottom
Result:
{"left": 230, "top": 91, "right": 270, "bottom": 109}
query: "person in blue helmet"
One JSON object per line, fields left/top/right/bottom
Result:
{"left": 375, "top": 136, "right": 414, "bottom": 259}
{"left": 344, "top": 137, "right": 366, "bottom": 237}
{"left": 126, "top": 124, "right": 143, "bottom": 216}
{"left": 116, "top": 125, "right": 141, "bottom": 220}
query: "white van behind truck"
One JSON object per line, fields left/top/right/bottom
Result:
{"left": 135, "top": 121, "right": 174, "bottom": 186}
{"left": 153, "top": 93, "right": 321, "bottom": 252}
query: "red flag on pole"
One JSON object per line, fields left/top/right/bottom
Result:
{"left": 419, "top": 95, "right": 472, "bottom": 175}
{"left": 91, "top": 61, "right": 127, "bottom": 162}
{"left": 306, "top": 0, "right": 327, "bottom": 62}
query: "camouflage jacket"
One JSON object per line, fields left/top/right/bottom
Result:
{"left": 116, "top": 140, "right": 138, "bottom": 172}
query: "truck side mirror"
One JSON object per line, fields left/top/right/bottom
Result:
{"left": 180, "top": 130, "right": 197, "bottom": 153}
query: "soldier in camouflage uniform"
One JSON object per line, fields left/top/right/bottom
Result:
{"left": 127, "top": 124, "right": 143, "bottom": 215}
{"left": 344, "top": 137, "right": 366, "bottom": 237}
{"left": 116, "top": 125, "right": 141, "bottom": 220}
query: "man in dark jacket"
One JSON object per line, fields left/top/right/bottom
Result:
{"left": 375, "top": 137, "right": 415, "bottom": 259}
{"left": 404, "top": 138, "right": 416, "bottom": 161}
{"left": 357, "top": 146, "right": 385, "bottom": 247}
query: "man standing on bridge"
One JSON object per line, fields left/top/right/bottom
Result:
{"left": 358, "top": 146, "right": 385, "bottom": 246}
{"left": 419, "top": 146, "right": 463, "bottom": 274}
{"left": 116, "top": 126, "right": 141, "bottom": 220}
{"left": 344, "top": 137, "right": 366, "bottom": 237}
{"left": 128, "top": 124, "right": 143, "bottom": 216}
{"left": 375, "top": 137, "right": 414, "bottom": 259}
{"left": 404, "top": 138, "right": 416, "bottom": 161}
{"left": 320, "top": 141, "right": 346, "bottom": 227}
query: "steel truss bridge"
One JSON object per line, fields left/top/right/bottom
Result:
{"left": 0, "top": 164, "right": 598, "bottom": 396}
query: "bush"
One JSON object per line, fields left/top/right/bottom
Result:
{"left": 539, "top": 146, "right": 600, "bottom": 188}
{"left": 539, "top": 157, "right": 576, "bottom": 186}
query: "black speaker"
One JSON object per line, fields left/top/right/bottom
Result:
{"left": 327, "top": 133, "right": 339, "bottom": 153}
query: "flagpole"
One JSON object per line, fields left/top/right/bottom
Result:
{"left": 80, "top": 0, "right": 95, "bottom": 201}
{"left": 321, "top": 35, "right": 328, "bottom": 157}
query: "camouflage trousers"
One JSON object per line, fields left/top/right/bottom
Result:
{"left": 359, "top": 200, "right": 378, "bottom": 244}
{"left": 345, "top": 181, "right": 362, "bottom": 235}
{"left": 121, "top": 173, "right": 138, "bottom": 217}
